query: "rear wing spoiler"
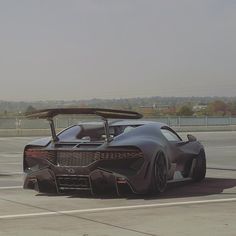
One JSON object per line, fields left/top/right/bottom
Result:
{"left": 26, "top": 108, "right": 142, "bottom": 120}
{"left": 25, "top": 108, "right": 143, "bottom": 142}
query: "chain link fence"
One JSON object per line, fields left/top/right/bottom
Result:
{"left": 1, "top": 116, "right": 236, "bottom": 130}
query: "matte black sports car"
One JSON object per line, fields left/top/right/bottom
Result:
{"left": 23, "top": 108, "right": 206, "bottom": 195}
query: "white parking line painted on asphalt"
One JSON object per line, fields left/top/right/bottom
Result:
{"left": 0, "top": 198, "right": 236, "bottom": 220}
{"left": 206, "top": 145, "right": 236, "bottom": 149}
{"left": 0, "top": 162, "right": 21, "bottom": 165}
{"left": 0, "top": 186, "right": 22, "bottom": 190}
{"left": 0, "top": 172, "right": 23, "bottom": 175}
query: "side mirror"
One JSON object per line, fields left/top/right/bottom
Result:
{"left": 187, "top": 134, "right": 197, "bottom": 142}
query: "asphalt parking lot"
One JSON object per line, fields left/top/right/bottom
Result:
{"left": 0, "top": 132, "right": 236, "bottom": 236}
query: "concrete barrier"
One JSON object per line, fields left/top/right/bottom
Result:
{"left": 1, "top": 125, "right": 236, "bottom": 137}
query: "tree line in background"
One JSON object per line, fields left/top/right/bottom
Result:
{"left": 176, "top": 100, "right": 236, "bottom": 116}
{"left": 0, "top": 97, "right": 236, "bottom": 117}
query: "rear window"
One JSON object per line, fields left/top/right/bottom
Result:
{"left": 58, "top": 124, "right": 141, "bottom": 142}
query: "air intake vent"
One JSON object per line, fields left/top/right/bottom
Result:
{"left": 57, "top": 151, "right": 95, "bottom": 167}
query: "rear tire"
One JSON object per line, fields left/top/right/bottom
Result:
{"left": 191, "top": 150, "right": 206, "bottom": 182}
{"left": 150, "top": 152, "right": 167, "bottom": 194}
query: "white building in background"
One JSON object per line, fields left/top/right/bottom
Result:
{"left": 193, "top": 104, "right": 208, "bottom": 112}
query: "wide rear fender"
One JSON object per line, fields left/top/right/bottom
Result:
{"left": 108, "top": 124, "right": 169, "bottom": 167}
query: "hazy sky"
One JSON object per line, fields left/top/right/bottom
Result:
{"left": 0, "top": 0, "right": 236, "bottom": 101}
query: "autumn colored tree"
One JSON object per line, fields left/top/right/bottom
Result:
{"left": 177, "top": 105, "right": 194, "bottom": 116}
{"left": 228, "top": 102, "right": 236, "bottom": 115}
{"left": 207, "top": 100, "right": 229, "bottom": 116}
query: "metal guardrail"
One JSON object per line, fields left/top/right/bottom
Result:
{"left": 147, "top": 116, "right": 236, "bottom": 127}
{"left": 0, "top": 116, "right": 236, "bottom": 130}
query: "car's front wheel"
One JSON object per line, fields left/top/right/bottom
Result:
{"left": 150, "top": 152, "right": 168, "bottom": 194}
{"left": 191, "top": 150, "right": 206, "bottom": 182}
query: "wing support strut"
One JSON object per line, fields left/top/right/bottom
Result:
{"left": 47, "top": 118, "right": 59, "bottom": 142}
{"left": 102, "top": 118, "right": 112, "bottom": 143}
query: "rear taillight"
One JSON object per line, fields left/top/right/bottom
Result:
{"left": 93, "top": 150, "right": 143, "bottom": 161}
{"left": 24, "top": 148, "right": 55, "bottom": 162}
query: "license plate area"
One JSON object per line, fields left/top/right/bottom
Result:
{"left": 56, "top": 175, "right": 90, "bottom": 190}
